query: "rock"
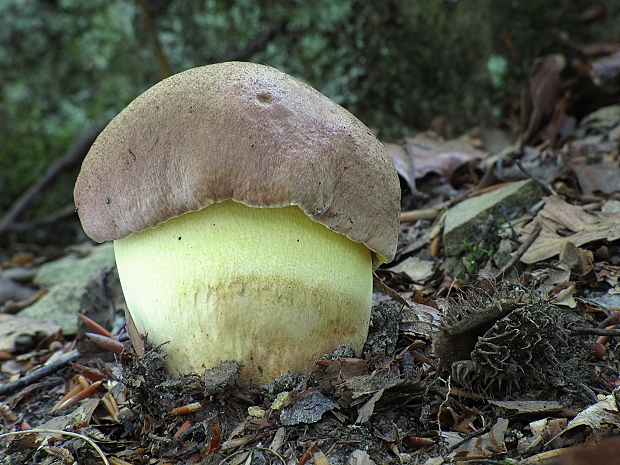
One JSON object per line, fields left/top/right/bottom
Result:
{"left": 443, "top": 179, "right": 543, "bottom": 256}
{"left": 0, "top": 314, "right": 61, "bottom": 353}
{"left": 20, "top": 243, "right": 118, "bottom": 336}
{"left": 33, "top": 242, "right": 115, "bottom": 287}
{"left": 19, "top": 282, "right": 91, "bottom": 335}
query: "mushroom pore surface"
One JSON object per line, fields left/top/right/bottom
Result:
{"left": 114, "top": 200, "right": 372, "bottom": 386}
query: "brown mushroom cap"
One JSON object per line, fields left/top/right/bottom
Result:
{"left": 74, "top": 62, "right": 400, "bottom": 262}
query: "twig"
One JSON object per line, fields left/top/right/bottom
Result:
{"left": 5, "top": 204, "right": 76, "bottom": 233}
{"left": 493, "top": 220, "right": 542, "bottom": 280}
{"left": 1, "top": 288, "right": 48, "bottom": 315}
{"left": 255, "top": 447, "right": 286, "bottom": 465}
{"left": 570, "top": 327, "right": 620, "bottom": 337}
{"left": 400, "top": 208, "right": 441, "bottom": 223}
{"left": 597, "top": 310, "right": 620, "bottom": 329}
{"left": 0, "top": 429, "right": 109, "bottom": 465}
{"left": 516, "top": 159, "right": 557, "bottom": 195}
{"left": 136, "top": 0, "right": 172, "bottom": 79}
{"left": 437, "top": 376, "right": 451, "bottom": 454}
{"left": 0, "top": 350, "right": 80, "bottom": 396}
{"left": 372, "top": 273, "right": 411, "bottom": 309}
{"left": 0, "top": 126, "right": 103, "bottom": 236}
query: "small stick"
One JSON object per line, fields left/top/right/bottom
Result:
{"left": 570, "top": 327, "right": 620, "bottom": 337}
{"left": 0, "top": 429, "right": 109, "bottom": 465}
{"left": 0, "top": 126, "right": 103, "bottom": 236}
{"left": 5, "top": 204, "right": 76, "bottom": 233}
{"left": 493, "top": 220, "right": 542, "bottom": 280}
{"left": 0, "top": 350, "right": 80, "bottom": 396}
{"left": 516, "top": 159, "right": 557, "bottom": 196}
{"left": 400, "top": 209, "right": 441, "bottom": 223}
{"left": 372, "top": 273, "right": 411, "bottom": 309}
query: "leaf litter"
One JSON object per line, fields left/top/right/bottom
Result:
{"left": 1, "top": 47, "right": 620, "bottom": 464}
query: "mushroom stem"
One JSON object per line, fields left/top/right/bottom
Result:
{"left": 114, "top": 199, "right": 372, "bottom": 385}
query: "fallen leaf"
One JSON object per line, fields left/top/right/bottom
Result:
{"left": 535, "top": 436, "right": 620, "bottom": 465}
{"left": 0, "top": 314, "right": 61, "bottom": 353}
{"left": 280, "top": 390, "right": 339, "bottom": 426}
{"left": 316, "top": 358, "right": 369, "bottom": 381}
{"left": 0, "top": 278, "right": 36, "bottom": 306}
{"left": 311, "top": 446, "right": 330, "bottom": 465}
{"left": 548, "top": 281, "right": 577, "bottom": 308}
{"left": 400, "top": 303, "right": 441, "bottom": 339}
{"left": 450, "top": 417, "right": 509, "bottom": 459}
{"left": 348, "top": 449, "right": 376, "bottom": 465}
{"left": 405, "top": 132, "right": 488, "bottom": 180}
{"left": 388, "top": 256, "right": 435, "bottom": 282}
{"left": 339, "top": 375, "right": 401, "bottom": 408}
{"left": 488, "top": 400, "right": 563, "bottom": 415}
{"left": 590, "top": 50, "right": 620, "bottom": 94}
{"left": 572, "top": 164, "right": 620, "bottom": 195}
{"left": 522, "top": 55, "right": 565, "bottom": 145}
{"left": 559, "top": 393, "right": 620, "bottom": 442}
{"left": 559, "top": 242, "right": 594, "bottom": 277}
{"left": 355, "top": 388, "right": 384, "bottom": 424}
{"left": 383, "top": 142, "right": 417, "bottom": 194}
{"left": 521, "top": 196, "right": 620, "bottom": 263}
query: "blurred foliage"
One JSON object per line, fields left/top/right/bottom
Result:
{"left": 1, "top": 0, "right": 619, "bottom": 233}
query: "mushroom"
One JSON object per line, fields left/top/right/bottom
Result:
{"left": 74, "top": 62, "right": 400, "bottom": 385}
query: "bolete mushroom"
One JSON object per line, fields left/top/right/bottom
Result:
{"left": 74, "top": 62, "right": 400, "bottom": 386}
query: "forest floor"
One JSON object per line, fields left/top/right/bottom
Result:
{"left": 1, "top": 50, "right": 620, "bottom": 465}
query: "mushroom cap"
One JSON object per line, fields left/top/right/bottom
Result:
{"left": 74, "top": 62, "right": 400, "bottom": 262}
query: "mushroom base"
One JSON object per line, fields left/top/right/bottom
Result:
{"left": 114, "top": 200, "right": 372, "bottom": 386}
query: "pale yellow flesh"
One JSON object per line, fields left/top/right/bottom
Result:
{"left": 114, "top": 200, "right": 372, "bottom": 385}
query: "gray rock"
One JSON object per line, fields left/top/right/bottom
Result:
{"left": 22, "top": 243, "right": 118, "bottom": 336}
{"left": 20, "top": 281, "right": 91, "bottom": 335}
{"left": 34, "top": 242, "right": 115, "bottom": 287}
{"left": 443, "top": 179, "right": 543, "bottom": 256}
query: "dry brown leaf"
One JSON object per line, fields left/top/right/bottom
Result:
{"left": 559, "top": 242, "right": 594, "bottom": 276}
{"left": 572, "top": 164, "right": 620, "bottom": 195}
{"left": 521, "top": 196, "right": 620, "bottom": 263}
{"left": 383, "top": 142, "right": 417, "bottom": 194}
{"left": 522, "top": 55, "right": 565, "bottom": 145}
{"left": 450, "top": 417, "right": 509, "bottom": 459}
{"left": 387, "top": 256, "right": 435, "bottom": 282}
{"left": 400, "top": 302, "right": 441, "bottom": 340}
{"left": 548, "top": 281, "right": 577, "bottom": 308}
{"left": 0, "top": 278, "right": 36, "bottom": 306}
{"left": 405, "top": 132, "right": 488, "bottom": 180}
{"left": 355, "top": 388, "right": 384, "bottom": 424}
{"left": 558, "top": 393, "right": 620, "bottom": 442}
{"left": 316, "top": 358, "right": 369, "bottom": 381}
{"left": 534, "top": 436, "right": 620, "bottom": 465}
{"left": 348, "top": 449, "right": 376, "bottom": 465}
{"left": 0, "top": 314, "right": 61, "bottom": 353}
{"left": 311, "top": 446, "right": 330, "bottom": 465}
